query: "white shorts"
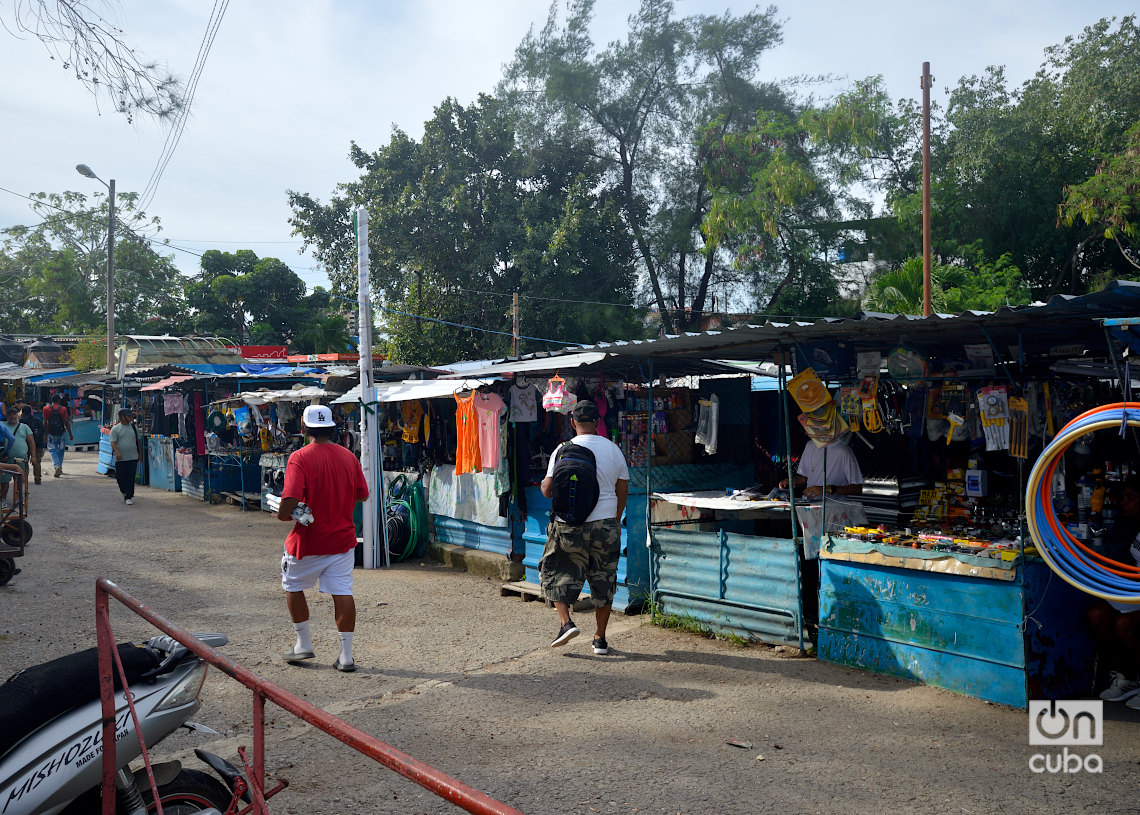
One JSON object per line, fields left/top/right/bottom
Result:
{"left": 280, "top": 549, "right": 355, "bottom": 595}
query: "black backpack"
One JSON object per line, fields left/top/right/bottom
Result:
{"left": 549, "top": 440, "right": 600, "bottom": 525}
{"left": 46, "top": 406, "right": 65, "bottom": 436}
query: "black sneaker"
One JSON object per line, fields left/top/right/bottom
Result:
{"left": 550, "top": 619, "right": 580, "bottom": 647}
{"left": 592, "top": 637, "right": 609, "bottom": 655}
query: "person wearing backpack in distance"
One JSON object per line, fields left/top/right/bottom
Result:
{"left": 540, "top": 399, "right": 629, "bottom": 654}
{"left": 42, "top": 394, "right": 72, "bottom": 477}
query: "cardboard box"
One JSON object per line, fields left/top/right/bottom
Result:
{"left": 653, "top": 431, "right": 695, "bottom": 465}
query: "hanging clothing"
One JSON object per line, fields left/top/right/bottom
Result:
{"left": 474, "top": 391, "right": 507, "bottom": 469}
{"left": 163, "top": 393, "right": 185, "bottom": 415}
{"left": 454, "top": 392, "right": 482, "bottom": 474}
{"left": 401, "top": 400, "right": 424, "bottom": 443}
{"left": 194, "top": 392, "right": 206, "bottom": 456}
{"left": 593, "top": 376, "right": 609, "bottom": 437}
{"left": 509, "top": 383, "right": 539, "bottom": 422}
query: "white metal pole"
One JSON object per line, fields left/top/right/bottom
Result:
{"left": 356, "top": 208, "right": 384, "bottom": 568}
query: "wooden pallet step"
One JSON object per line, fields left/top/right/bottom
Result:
{"left": 499, "top": 580, "right": 594, "bottom": 610}
{"left": 70, "top": 443, "right": 98, "bottom": 452}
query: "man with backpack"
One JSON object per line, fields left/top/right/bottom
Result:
{"left": 539, "top": 399, "right": 629, "bottom": 655}
{"left": 20, "top": 405, "right": 45, "bottom": 484}
{"left": 42, "top": 394, "right": 72, "bottom": 478}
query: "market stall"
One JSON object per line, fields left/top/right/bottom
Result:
{"left": 527, "top": 281, "right": 1140, "bottom": 705}
{"left": 425, "top": 354, "right": 756, "bottom": 613}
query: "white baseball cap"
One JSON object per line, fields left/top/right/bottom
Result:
{"left": 302, "top": 405, "right": 336, "bottom": 428}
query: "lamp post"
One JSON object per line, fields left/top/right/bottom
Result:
{"left": 75, "top": 164, "right": 116, "bottom": 374}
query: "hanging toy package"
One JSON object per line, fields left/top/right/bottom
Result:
{"left": 694, "top": 394, "right": 720, "bottom": 455}
{"left": 542, "top": 375, "right": 576, "bottom": 414}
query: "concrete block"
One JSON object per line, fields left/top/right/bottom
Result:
{"left": 428, "top": 541, "right": 525, "bottom": 582}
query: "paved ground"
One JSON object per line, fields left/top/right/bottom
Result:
{"left": 2, "top": 451, "right": 1140, "bottom": 814}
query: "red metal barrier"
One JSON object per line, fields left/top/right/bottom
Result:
{"left": 95, "top": 577, "right": 526, "bottom": 815}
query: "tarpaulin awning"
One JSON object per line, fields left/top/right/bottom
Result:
{"left": 333, "top": 378, "right": 497, "bottom": 405}
{"left": 140, "top": 375, "right": 196, "bottom": 392}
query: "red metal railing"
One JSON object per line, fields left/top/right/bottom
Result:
{"left": 95, "top": 577, "right": 525, "bottom": 815}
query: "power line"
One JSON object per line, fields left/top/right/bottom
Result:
{"left": 139, "top": 0, "right": 229, "bottom": 212}
{"left": 450, "top": 284, "right": 649, "bottom": 310}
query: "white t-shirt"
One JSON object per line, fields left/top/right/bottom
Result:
{"left": 797, "top": 439, "right": 863, "bottom": 489}
{"left": 545, "top": 434, "right": 630, "bottom": 522}
{"left": 509, "top": 383, "right": 539, "bottom": 422}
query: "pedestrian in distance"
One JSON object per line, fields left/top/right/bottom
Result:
{"left": 539, "top": 399, "right": 629, "bottom": 655}
{"left": 20, "top": 405, "right": 45, "bottom": 485}
{"left": 42, "top": 394, "right": 72, "bottom": 477}
{"left": 108, "top": 409, "right": 140, "bottom": 505}
{"left": 0, "top": 406, "right": 35, "bottom": 508}
{"left": 277, "top": 405, "right": 369, "bottom": 672}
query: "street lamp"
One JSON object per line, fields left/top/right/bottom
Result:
{"left": 75, "top": 164, "right": 116, "bottom": 374}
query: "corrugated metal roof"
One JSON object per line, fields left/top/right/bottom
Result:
{"left": 0, "top": 365, "right": 75, "bottom": 381}
{"left": 537, "top": 281, "right": 1140, "bottom": 362}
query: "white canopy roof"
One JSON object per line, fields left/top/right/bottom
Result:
{"left": 332, "top": 378, "right": 497, "bottom": 405}
{"left": 439, "top": 352, "right": 608, "bottom": 378}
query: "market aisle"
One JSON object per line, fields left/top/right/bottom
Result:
{"left": 3, "top": 452, "right": 1140, "bottom": 815}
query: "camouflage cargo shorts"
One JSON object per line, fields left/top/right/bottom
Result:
{"left": 539, "top": 518, "right": 621, "bottom": 605}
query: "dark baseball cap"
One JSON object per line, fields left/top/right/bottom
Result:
{"left": 570, "top": 400, "right": 599, "bottom": 422}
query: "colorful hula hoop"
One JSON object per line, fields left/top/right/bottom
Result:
{"left": 1025, "top": 402, "right": 1140, "bottom": 603}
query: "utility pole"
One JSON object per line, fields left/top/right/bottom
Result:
{"left": 76, "top": 165, "right": 116, "bottom": 372}
{"left": 921, "top": 62, "right": 933, "bottom": 318}
{"left": 512, "top": 292, "right": 519, "bottom": 358}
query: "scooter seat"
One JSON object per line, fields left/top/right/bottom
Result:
{"left": 0, "top": 643, "right": 160, "bottom": 758}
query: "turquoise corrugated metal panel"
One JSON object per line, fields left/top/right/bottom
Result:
{"left": 659, "top": 593, "right": 802, "bottom": 646}
{"left": 818, "top": 559, "right": 1029, "bottom": 706}
{"left": 432, "top": 516, "right": 512, "bottom": 555}
{"left": 722, "top": 533, "right": 800, "bottom": 609}
{"left": 518, "top": 486, "right": 641, "bottom": 611}
{"left": 652, "top": 529, "right": 800, "bottom": 645}
{"left": 818, "top": 628, "right": 1028, "bottom": 707}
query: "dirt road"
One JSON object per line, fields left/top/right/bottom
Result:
{"left": 3, "top": 452, "right": 1139, "bottom": 814}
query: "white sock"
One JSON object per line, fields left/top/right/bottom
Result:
{"left": 337, "top": 631, "right": 354, "bottom": 665}
{"left": 293, "top": 620, "right": 313, "bottom": 653}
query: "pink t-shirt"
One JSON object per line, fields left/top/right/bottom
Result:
{"left": 474, "top": 392, "right": 506, "bottom": 469}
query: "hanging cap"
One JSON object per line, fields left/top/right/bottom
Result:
{"left": 570, "top": 400, "right": 599, "bottom": 422}
{"left": 302, "top": 404, "right": 336, "bottom": 428}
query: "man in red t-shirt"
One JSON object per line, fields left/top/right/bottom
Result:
{"left": 277, "top": 405, "right": 369, "bottom": 671}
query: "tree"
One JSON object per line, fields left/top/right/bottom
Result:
{"left": 499, "top": 0, "right": 789, "bottom": 333}
{"left": 186, "top": 250, "right": 313, "bottom": 345}
{"left": 892, "top": 16, "right": 1140, "bottom": 295}
{"left": 289, "top": 94, "right": 641, "bottom": 366}
{"left": 0, "top": 189, "right": 186, "bottom": 334}
{"left": 1059, "top": 121, "right": 1140, "bottom": 272}
{"left": 66, "top": 332, "right": 106, "bottom": 371}
{"left": 863, "top": 254, "right": 1030, "bottom": 315}
{"left": 2, "top": 0, "right": 183, "bottom": 122}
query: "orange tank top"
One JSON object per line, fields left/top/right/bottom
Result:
{"left": 454, "top": 392, "right": 482, "bottom": 474}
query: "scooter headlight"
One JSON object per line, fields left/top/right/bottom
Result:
{"left": 154, "top": 661, "right": 209, "bottom": 711}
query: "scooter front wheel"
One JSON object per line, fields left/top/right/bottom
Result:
{"left": 144, "top": 769, "right": 233, "bottom": 814}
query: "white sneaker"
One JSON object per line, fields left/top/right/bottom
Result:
{"left": 125, "top": 498, "right": 133, "bottom": 505}
{"left": 1099, "top": 671, "right": 1140, "bottom": 701}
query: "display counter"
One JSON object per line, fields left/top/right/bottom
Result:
{"left": 817, "top": 536, "right": 1095, "bottom": 708}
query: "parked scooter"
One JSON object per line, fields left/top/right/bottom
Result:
{"left": 0, "top": 634, "right": 253, "bottom": 815}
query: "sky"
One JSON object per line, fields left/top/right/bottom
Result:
{"left": 1, "top": 0, "right": 1135, "bottom": 296}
